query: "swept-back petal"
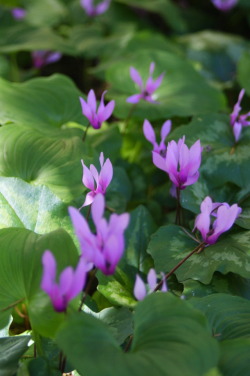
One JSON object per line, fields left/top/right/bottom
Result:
{"left": 126, "top": 93, "right": 143, "bottom": 103}
{"left": 147, "top": 269, "right": 157, "bottom": 291}
{"left": 87, "top": 89, "right": 97, "bottom": 113}
{"left": 41, "top": 250, "right": 56, "bottom": 293}
{"left": 99, "top": 158, "right": 113, "bottom": 191}
{"left": 130, "top": 67, "right": 143, "bottom": 89}
{"left": 143, "top": 119, "right": 156, "bottom": 145}
{"left": 98, "top": 100, "right": 115, "bottom": 123}
{"left": 91, "top": 193, "right": 105, "bottom": 227}
{"left": 134, "top": 275, "right": 146, "bottom": 301}
{"left": 152, "top": 151, "right": 167, "bottom": 172}
{"left": 95, "top": 0, "right": 111, "bottom": 15}
{"left": 82, "top": 161, "right": 95, "bottom": 190}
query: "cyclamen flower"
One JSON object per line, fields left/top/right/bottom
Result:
{"left": 194, "top": 196, "right": 242, "bottom": 245}
{"left": 69, "top": 194, "right": 129, "bottom": 275}
{"left": 80, "top": 90, "right": 115, "bottom": 130}
{"left": 211, "top": 0, "right": 238, "bottom": 11}
{"left": 11, "top": 8, "right": 26, "bottom": 20}
{"left": 80, "top": 0, "right": 111, "bottom": 16}
{"left": 127, "top": 62, "right": 164, "bottom": 104}
{"left": 153, "top": 136, "right": 202, "bottom": 190}
{"left": 143, "top": 119, "right": 171, "bottom": 156}
{"left": 41, "top": 251, "right": 88, "bottom": 312}
{"left": 230, "top": 89, "right": 250, "bottom": 142}
{"left": 32, "top": 51, "right": 62, "bottom": 69}
{"left": 80, "top": 152, "right": 113, "bottom": 207}
{"left": 134, "top": 269, "right": 167, "bottom": 301}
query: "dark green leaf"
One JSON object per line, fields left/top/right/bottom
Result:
{"left": 56, "top": 293, "right": 219, "bottom": 376}
{"left": 0, "top": 336, "right": 30, "bottom": 376}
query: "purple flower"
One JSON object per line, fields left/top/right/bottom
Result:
{"left": 230, "top": 89, "right": 250, "bottom": 142}
{"left": 80, "top": 0, "right": 111, "bottom": 17}
{"left": 211, "top": 0, "right": 238, "bottom": 11}
{"left": 11, "top": 7, "right": 26, "bottom": 20}
{"left": 134, "top": 269, "right": 167, "bottom": 301}
{"left": 69, "top": 194, "right": 129, "bottom": 275}
{"left": 153, "top": 136, "right": 202, "bottom": 190}
{"left": 41, "top": 251, "right": 88, "bottom": 312}
{"left": 194, "top": 196, "right": 242, "bottom": 245}
{"left": 80, "top": 152, "right": 113, "bottom": 207}
{"left": 126, "top": 62, "right": 164, "bottom": 104}
{"left": 143, "top": 119, "right": 171, "bottom": 155}
{"left": 31, "top": 51, "right": 62, "bottom": 69}
{"left": 79, "top": 90, "right": 115, "bottom": 130}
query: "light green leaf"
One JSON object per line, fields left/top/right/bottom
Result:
{"left": 0, "top": 227, "right": 79, "bottom": 337}
{"left": 219, "top": 338, "right": 250, "bottom": 376}
{"left": 0, "top": 336, "right": 30, "bottom": 376}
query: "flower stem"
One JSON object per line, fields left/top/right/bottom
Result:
{"left": 78, "top": 268, "right": 97, "bottom": 312}
{"left": 123, "top": 103, "right": 137, "bottom": 131}
{"left": 154, "top": 242, "right": 205, "bottom": 292}
{"left": 175, "top": 187, "right": 182, "bottom": 225}
{"left": 82, "top": 123, "right": 90, "bottom": 142}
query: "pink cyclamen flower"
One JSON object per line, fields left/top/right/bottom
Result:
{"left": 230, "top": 89, "right": 250, "bottom": 142}
{"left": 211, "top": 0, "right": 238, "bottom": 11}
{"left": 80, "top": 0, "right": 111, "bottom": 16}
{"left": 69, "top": 194, "right": 129, "bottom": 275}
{"left": 11, "top": 8, "right": 26, "bottom": 20}
{"left": 194, "top": 196, "right": 242, "bottom": 245}
{"left": 143, "top": 119, "right": 171, "bottom": 156}
{"left": 31, "top": 51, "right": 62, "bottom": 69}
{"left": 80, "top": 90, "right": 115, "bottom": 130}
{"left": 134, "top": 269, "right": 167, "bottom": 301}
{"left": 41, "top": 251, "right": 88, "bottom": 312}
{"left": 153, "top": 136, "right": 202, "bottom": 190}
{"left": 80, "top": 152, "right": 113, "bottom": 207}
{"left": 126, "top": 62, "right": 164, "bottom": 104}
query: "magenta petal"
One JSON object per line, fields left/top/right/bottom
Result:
{"left": 152, "top": 151, "right": 167, "bottom": 172}
{"left": 130, "top": 67, "right": 143, "bottom": 89}
{"left": 99, "top": 158, "right": 113, "bottom": 191}
{"left": 59, "top": 267, "right": 73, "bottom": 296}
{"left": 147, "top": 269, "right": 157, "bottom": 291}
{"left": 67, "top": 258, "right": 87, "bottom": 300}
{"left": 79, "top": 96, "right": 92, "bottom": 122}
{"left": 134, "top": 275, "right": 146, "bottom": 301}
{"left": 87, "top": 89, "right": 97, "bottom": 113}
{"left": 143, "top": 119, "right": 156, "bottom": 145}
{"left": 161, "top": 120, "right": 172, "bottom": 141}
{"left": 126, "top": 94, "right": 142, "bottom": 103}
{"left": 146, "top": 73, "right": 164, "bottom": 94}
{"left": 82, "top": 161, "right": 95, "bottom": 190}
{"left": 95, "top": 0, "right": 111, "bottom": 15}
{"left": 233, "top": 122, "right": 242, "bottom": 142}
{"left": 41, "top": 250, "right": 56, "bottom": 293}
{"left": 98, "top": 100, "right": 115, "bottom": 123}
{"left": 149, "top": 62, "right": 155, "bottom": 75}
{"left": 91, "top": 193, "right": 105, "bottom": 227}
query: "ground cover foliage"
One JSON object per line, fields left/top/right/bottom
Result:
{"left": 0, "top": 0, "right": 249, "bottom": 375}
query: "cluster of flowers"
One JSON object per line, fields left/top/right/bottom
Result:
{"left": 35, "top": 10, "right": 246, "bottom": 309}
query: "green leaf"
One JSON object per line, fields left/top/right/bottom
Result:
{"left": 106, "top": 50, "right": 225, "bottom": 120}
{"left": 237, "top": 50, "right": 250, "bottom": 94}
{"left": 148, "top": 225, "right": 250, "bottom": 284}
{"left": 84, "top": 306, "right": 133, "bottom": 345}
{"left": 124, "top": 205, "right": 156, "bottom": 272}
{"left": 219, "top": 338, "right": 250, "bottom": 376}
{"left": 0, "top": 74, "right": 86, "bottom": 130}
{"left": 56, "top": 293, "right": 219, "bottom": 376}
{"left": 0, "top": 177, "right": 73, "bottom": 235}
{"left": 0, "top": 227, "right": 79, "bottom": 337}
{"left": 0, "top": 336, "right": 30, "bottom": 376}
{"left": 97, "top": 267, "right": 136, "bottom": 307}
{"left": 191, "top": 294, "right": 250, "bottom": 341}
{"left": 0, "top": 125, "right": 93, "bottom": 201}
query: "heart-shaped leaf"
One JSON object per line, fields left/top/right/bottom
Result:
{"left": 56, "top": 293, "right": 219, "bottom": 376}
{"left": 148, "top": 225, "right": 250, "bottom": 284}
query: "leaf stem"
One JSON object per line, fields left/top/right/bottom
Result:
{"left": 154, "top": 242, "right": 205, "bottom": 292}
{"left": 175, "top": 187, "right": 181, "bottom": 226}
{"left": 0, "top": 298, "right": 25, "bottom": 312}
